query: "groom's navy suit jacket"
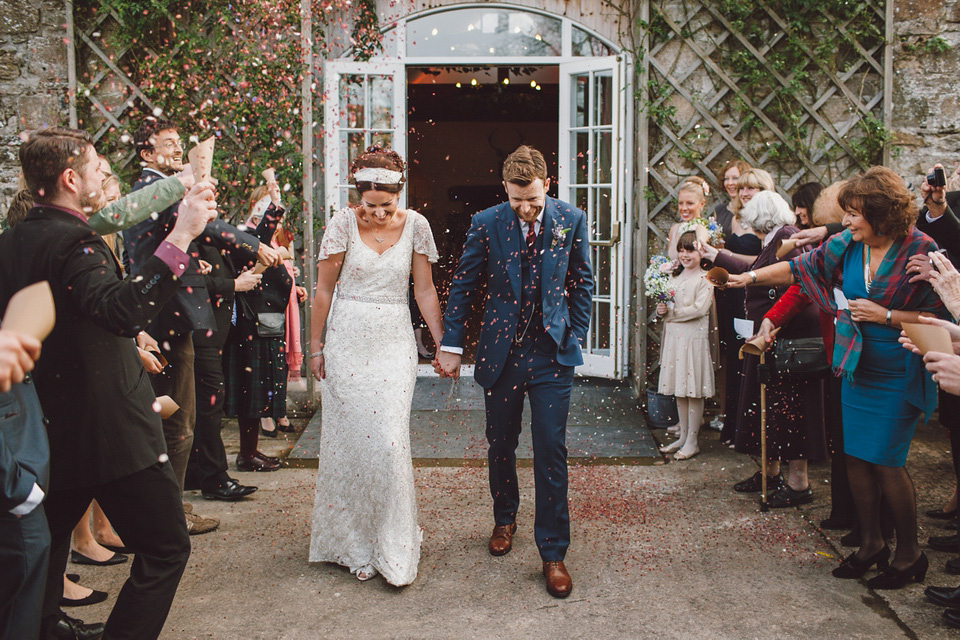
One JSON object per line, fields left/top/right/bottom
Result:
{"left": 443, "top": 197, "right": 593, "bottom": 388}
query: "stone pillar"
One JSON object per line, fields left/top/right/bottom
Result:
{"left": 889, "top": 0, "right": 960, "bottom": 186}
{"left": 0, "top": 0, "right": 69, "bottom": 218}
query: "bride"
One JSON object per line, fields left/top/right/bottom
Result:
{"left": 308, "top": 146, "right": 443, "bottom": 585}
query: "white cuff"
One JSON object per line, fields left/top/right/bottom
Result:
{"left": 927, "top": 210, "right": 942, "bottom": 223}
{"left": 440, "top": 345, "right": 463, "bottom": 355}
{"left": 9, "top": 483, "right": 44, "bottom": 516}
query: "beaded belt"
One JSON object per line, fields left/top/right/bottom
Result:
{"left": 336, "top": 291, "right": 407, "bottom": 305}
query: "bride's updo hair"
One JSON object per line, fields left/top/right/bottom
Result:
{"left": 350, "top": 145, "right": 406, "bottom": 195}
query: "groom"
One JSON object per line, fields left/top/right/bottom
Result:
{"left": 436, "top": 145, "right": 593, "bottom": 598}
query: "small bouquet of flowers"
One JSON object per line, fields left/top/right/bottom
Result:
{"left": 644, "top": 254, "right": 676, "bottom": 306}
{"left": 677, "top": 217, "right": 724, "bottom": 246}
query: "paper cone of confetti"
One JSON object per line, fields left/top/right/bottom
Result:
{"left": 155, "top": 395, "right": 180, "bottom": 419}
{"left": 188, "top": 137, "right": 216, "bottom": 184}
{"left": 262, "top": 168, "right": 276, "bottom": 183}
{"left": 2, "top": 281, "right": 55, "bottom": 341}
{"left": 902, "top": 322, "right": 953, "bottom": 355}
{"left": 706, "top": 266, "right": 729, "bottom": 286}
{"left": 776, "top": 238, "right": 798, "bottom": 260}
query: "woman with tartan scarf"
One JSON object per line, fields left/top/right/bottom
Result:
{"left": 726, "top": 167, "right": 947, "bottom": 590}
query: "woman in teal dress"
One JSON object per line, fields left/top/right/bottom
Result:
{"left": 724, "top": 167, "right": 946, "bottom": 590}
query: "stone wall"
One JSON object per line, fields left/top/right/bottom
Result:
{"left": 890, "top": 0, "right": 960, "bottom": 186}
{"left": 0, "top": 0, "right": 68, "bottom": 216}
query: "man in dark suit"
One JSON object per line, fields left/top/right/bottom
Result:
{"left": 185, "top": 242, "right": 260, "bottom": 499}
{"left": 0, "top": 328, "right": 51, "bottom": 639}
{"left": 123, "top": 117, "right": 270, "bottom": 520}
{"left": 436, "top": 146, "right": 593, "bottom": 598}
{"left": 0, "top": 127, "right": 218, "bottom": 639}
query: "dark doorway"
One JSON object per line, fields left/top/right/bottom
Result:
{"left": 407, "top": 66, "right": 559, "bottom": 363}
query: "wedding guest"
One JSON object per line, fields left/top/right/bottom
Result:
{"left": 1, "top": 127, "right": 216, "bottom": 639}
{"left": 185, "top": 239, "right": 261, "bottom": 498}
{"left": 223, "top": 183, "right": 291, "bottom": 470}
{"left": 727, "top": 167, "right": 944, "bottom": 589}
{"left": 656, "top": 230, "right": 714, "bottom": 460}
{"left": 912, "top": 164, "right": 960, "bottom": 560}
{"left": 711, "top": 168, "right": 765, "bottom": 445}
{"left": 124, "top": 116, "right": 269, "bottom": 534}
{"left": 667, "top": 177, "right": 708, "bottom": 261}
{"left": 703, "top": 191, "right": 827, "bottom": 508}
{"left": 0, "top": 328, "right": 61, "bottom": 639}
{"left": 713, "top": 159, "right": 752, "bottom": 237}
{"left": 259, "top": 215, "right": 304, "bottom": 435}
{"left": 791, "top": 182, "right": 823, "bottom": 229}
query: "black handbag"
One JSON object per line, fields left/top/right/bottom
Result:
{"left": 256, "top": 312, "right": 285, "bottom": 338}
{"left": 773, "top": 337, "right": 829, "bottom": 376}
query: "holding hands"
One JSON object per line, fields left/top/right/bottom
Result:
{"left": 434, "top": 351, "right": 461, "bottom": 380}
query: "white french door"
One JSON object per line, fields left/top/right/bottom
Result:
{"left": 323, "top": 61, "right": 407, "bottom": 217}
{"left": 558, "top": 56, "right": 630, "bottom": 378}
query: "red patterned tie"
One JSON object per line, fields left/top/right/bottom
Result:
{"left": 525, "top": 221, "right": 537, "bottom": 255}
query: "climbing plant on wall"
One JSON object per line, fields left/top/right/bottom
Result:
{"left": 73, "top": 0, "right": 382, "bottom": 224}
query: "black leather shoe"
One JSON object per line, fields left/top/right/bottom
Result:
{"left": 51, "top": 611, "right": 105, "bottom": 639}
{"left": 832, "top": 546, "right": 890, "bottom": 579}
{"left": 945, "top": 608, "right": 960, "bottom": 630}
{"left": 927, "top": 508, "right": 958, "bottom": 520}
{"left": 733, "top": 471, "right": 784, "bottom": 493}
{"left": 925, "top": 584, "right": 960, "bottom": 607}
{"left": 767, "top": 485, "right": 814, "bottom": 509}
{"left": 929, "top": 534, "right": 960, "bottom": 552}
{"left": 866, "top": 553, "right": 928, "bottom": 589}
{"left": 202, "top": 478, "right": 257, "bottom": 501}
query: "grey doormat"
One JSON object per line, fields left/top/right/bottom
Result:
{"left": 288, "top": 377, "right": 660, "bottom": 465}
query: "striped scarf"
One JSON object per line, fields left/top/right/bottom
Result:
{"left": 790, "top": 228, "right": 944, "bottom": 379}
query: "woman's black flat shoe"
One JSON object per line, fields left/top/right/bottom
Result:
{"left": 866, "top": 553, "right": 928, "bottom": 590}
{"left": 832, "top": 546, "right": 890, "bottom": 579}
{"left": 927, "top": 508, "right": 958, "bottom": 520}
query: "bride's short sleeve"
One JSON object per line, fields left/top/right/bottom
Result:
{"left": 318, "top": 208, "right": 351, "bottom": 261}
{"left": 412, "top": 212, "right": 439, "bottom": 263}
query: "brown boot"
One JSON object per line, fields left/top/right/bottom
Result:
{"left": 488, "top": 523, "right": 517, "bottom": 556}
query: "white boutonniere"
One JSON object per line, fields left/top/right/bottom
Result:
{"left": 551, "top": 226, "right": 571, "bottom": 250}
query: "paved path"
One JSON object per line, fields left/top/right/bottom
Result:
{"left": 62, "top": 395, "right": 960, "bottom": 639}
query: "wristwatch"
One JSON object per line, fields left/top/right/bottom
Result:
{"left": 885, "top": 309, "right": 892, "bottom": 326}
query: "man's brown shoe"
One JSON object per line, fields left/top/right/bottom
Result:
{"left": 488, "top": 523, "right": 517, "bottom": 556}
{"left": 543, "top": 561, "right": 572, "bottom": 598}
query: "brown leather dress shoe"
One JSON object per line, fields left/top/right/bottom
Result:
{"left": 543, "top": 561, "right": 572, "bottom": 598}
{"left": 488, "top": 523, "right": 517, "bottom": 556}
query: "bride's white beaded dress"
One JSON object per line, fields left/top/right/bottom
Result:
{"left": 309, "top": 206, "right": 438, "bottom": 586}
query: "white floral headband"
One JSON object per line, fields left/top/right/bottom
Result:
{"left": 353, "top": 168, "right": 403, "bottom": 184}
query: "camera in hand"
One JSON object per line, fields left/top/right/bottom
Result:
{"left": 928, "top": 167, "right": 947, "bottom": 187}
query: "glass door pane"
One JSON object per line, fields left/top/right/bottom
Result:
{"left": 559, "top": 57, "right": 624, "bottom": 378}
{"left": 324, "top": 61, "right": 405, "bottom": 217}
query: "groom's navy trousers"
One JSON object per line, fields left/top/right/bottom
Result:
{"left": 485, "top": 227, "right": 572, "bottom": 562}
{"left": 485, "top": 339, "right": 574, "bottom": 562}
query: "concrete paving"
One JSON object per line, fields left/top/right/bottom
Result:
{"left": 63, "top": 391, "right": 960, "bottom": 639}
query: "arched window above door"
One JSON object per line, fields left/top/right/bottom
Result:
{"left": 371, "top": 5, "right": 616, "bottom": 62}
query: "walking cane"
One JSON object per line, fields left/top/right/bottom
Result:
{"left": 740, "top": 327, "right": 780, "bottom": 512}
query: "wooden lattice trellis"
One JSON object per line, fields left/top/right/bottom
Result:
{"left": 635, "top": 0, "right": 891, "bottom": 378}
